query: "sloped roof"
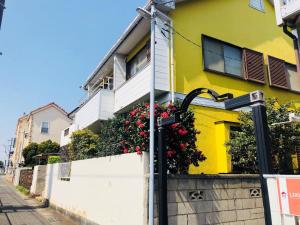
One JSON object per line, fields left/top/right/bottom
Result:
{"left": 18, "top": 102, "right": 68, "bottom": 122}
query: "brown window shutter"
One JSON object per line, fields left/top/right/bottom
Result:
{"left": 243, "top": 48, "right": 265, "bottom": 83}
{"left": 267, "top": 56, "right": 289, "bottom": 89}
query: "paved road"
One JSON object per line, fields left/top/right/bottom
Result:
{"left": 0, "top": 176, "right": 76, "bottom": 225}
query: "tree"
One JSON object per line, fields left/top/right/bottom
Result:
{"left": 227, "top": 98, "right": 300, "bottom": 174}
{"left": 68, "top": 129, "right": 100, "bottom": 160}
{"left": 38, "top": 140, "right": 60, "bottom": 155}
{"left": 23, "top": 143, "right": 39, "bottom": 166}
{"left": 97, "top": 102, "right": 206, "bottom": 174}
{"left": 22, "top": 140, "right": 60, "bottom": 166}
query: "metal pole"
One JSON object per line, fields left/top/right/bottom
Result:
{"left": 252, "top": 104, "right": 273, "bottom": 225}
{"left": 158, "top": 125, "right": 168, "bottom": 225}
{"left": 149, "top": 3, "right": 156, "bottom": 225}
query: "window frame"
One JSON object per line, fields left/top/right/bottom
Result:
{"left": 40, "top": 121, "right": 49, "bottom": 134}
{"left": 249, "top": 0, "right": 265, "bottom": 13}
{"left": 202, "top": 35, "right": 245, "bottom": 80}
{"left": 126, "top": 42, "right": 151, "bottom": 80}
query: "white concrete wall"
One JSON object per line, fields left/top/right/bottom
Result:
{"left": 44, "top": 153, "right": 149, "bottom": 225}
{"left": 30, "top": 165, "right": 47, "bottom": 195}
{"left": 74, "top": 90, "right": 114, "bottom": 129}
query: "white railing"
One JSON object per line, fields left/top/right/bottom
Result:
{"left": 74, "top": 89, "right": 114, "bottom": 129}
{"left": 275, "top": 0, "right": 300, "bottom": 25}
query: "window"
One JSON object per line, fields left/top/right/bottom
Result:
{"left": 268, "top": 56, "right": 300, "bottom": 92}
{"left": 41, "top": 122, "right": 49, "bottom": 134}
{"left": 64, "top": 128, "right": 70, "bottom": 137}
{"left": 249, "top": 0, "right": 264, "bottom": 12}
{"left": 203, "top": 36, "right": 243, "bottom": 77}
{"left": 287, "top": 64, "right": 300, "bottom": 92}
{"left": 126, "top": 42, "right": 150, "bottom": 80}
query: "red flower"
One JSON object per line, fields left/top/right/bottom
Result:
{"left": 141, "top": 142, "right": 145, "bottom": 146}
{"left": 161, "top": 112, "right": 169, "bottom": 119}
{"left": 139, "top": 124, "right": 145, "bottom": 128}
{"left": 136, "top": 146, "right": 142, "bottom": 155}
{"left": 123, "top": 148, "right": 129, "bottom": 154}
{"left": 145, "top": 103, "right": 150, "bottom": 108}
{"left": 139, "top": 131, "right": 146, "bottom": 137}
{"left": 178, "top": 129, "right": 188, "bottom": 136}
{"left": 130, "top": 110, "right": 136, "bottom": 117}
{"left": 139, "top": 114, "right": 146, "bottom": 119}
{"left": 171, "top": 123, "right": 178, "bottom": 129}
{"left": 124, "top": 120, "right": 130, "bottom": 125}
{"left": 154, "top": 103, "right": 159, "bottom": 109}
{"left": 166, "top": 150, "right": 175, "bottom": 158}
{"left": 136, "top": 120, "right": 142, "bottom": 126}
{"left": 180, "top": 143, "right": 187, "bottom": 151}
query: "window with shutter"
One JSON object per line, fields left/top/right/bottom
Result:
{"left": 243, "top": 49, "right": 265, "bottom": 84}
{"left": 202, "top": 35, "right": 243, "bottom": 78}
{"left": 267, "top": 56, "right": 289, "bottom": 89}
{"left": 287, "top": 63, "right": 300, "bottom": 92}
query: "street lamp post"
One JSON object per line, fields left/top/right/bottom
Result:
{"left": 137, "top": 4, "right": 157, "bottom": 225}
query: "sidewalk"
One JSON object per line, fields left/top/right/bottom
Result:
{"left": 0, "top": 175, "right": 77, "bottom": 225}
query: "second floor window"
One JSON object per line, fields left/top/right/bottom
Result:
{"left": 203, "top": 35, "right": 243, "bottom": 77}
{"left": 202, "top": 35, "right": 265, "bottom": 84}
{"left": 41, "top": 122, "right": 49, "bottom": 134}
{"left": 64, "top": 128, "right": 70, "bottom": 136}
{"left": 126, "top": 42, "right": 150, "bottom": 80}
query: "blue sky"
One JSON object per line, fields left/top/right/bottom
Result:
{"left": 0, "top": 0, "right": 146, "bottom": 162}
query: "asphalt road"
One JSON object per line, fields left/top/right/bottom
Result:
{"left": 0, "top": 176, "right": 76, "bottom": 225}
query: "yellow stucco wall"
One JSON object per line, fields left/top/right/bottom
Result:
{"left": 170, "top": 0, "right": 300, "bottom": 174}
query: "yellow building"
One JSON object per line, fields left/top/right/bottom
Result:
{"left": 169, "top": 0, "right": 300, "bottom": 174}
{"left": 70, "top": 0, "right": 300, "bottom": 174}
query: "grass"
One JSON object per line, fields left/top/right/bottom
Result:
{"left": 16, "top": 185, "right": 30, "bottom": 196}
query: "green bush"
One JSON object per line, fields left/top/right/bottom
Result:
{"left": 48, "top": 156, "right": 61, "bottom": 164}
{"left": 68, "top": 129, "right": 100, "bottom": 161}
{"left": 16, "top": 185, "right": 29, "bottom": 195}
{"left": 23, "top": 143, "right": 39, "bottom": 166}
{"left": 227, "top": 98, "right": 300, "bottom": 174}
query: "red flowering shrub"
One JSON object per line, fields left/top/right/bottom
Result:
{"left": 115, "top": 103, "right": 206, "bottom": 174}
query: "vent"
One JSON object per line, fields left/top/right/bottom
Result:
{"left": 243, "top": 48, "right": 265, "bottom": 83}
{"left": 268, "top": 56, "right": 289, "bottom": 89}
{"left": 250, "top": 188, "right": 261, "bottom": 198}
{"left": 189, "top": 190, "right": 204, "bottom": 201}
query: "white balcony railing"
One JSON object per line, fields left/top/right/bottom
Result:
{"left": 275, "top": 0, "right": 300, "bottom": 25}
{"left": 74, "top": 89, "right": 114, "bottom": 129}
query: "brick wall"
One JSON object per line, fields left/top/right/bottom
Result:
{"left": 19, "top": 169, "right": 33, "bottom": 190}
{"left": 154, "top": 175, "right": 265, "bottom": 225}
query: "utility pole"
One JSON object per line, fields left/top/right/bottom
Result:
{"left": 6, "top": 138, "right": 14, "bottom": 173}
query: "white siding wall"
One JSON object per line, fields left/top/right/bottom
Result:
{"left": 113, "top": 54, "right": 126, "bottom": 90}
{"left": 44, "top": 153, "right": 149, "bottom": 225}
{"left": 114, "top": 16, "right": 171, "bottom": 112}
{"left": 154, "top": 16, "right": 170, "bottom": 91}
{"left": 74, "top": 90, "right": 114, "bottom": 129}
{"left": 60, "top": 124, "right": 77, "bottom": 147}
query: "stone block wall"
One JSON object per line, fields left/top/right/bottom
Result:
{"left": 154, "top": 175, "right": 265, "bottom": 225}
{"left": 19, "top": 168, "right": 33, "bottom": 190}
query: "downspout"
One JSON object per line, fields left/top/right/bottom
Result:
{"left": 283, "top": 24, "right": 300, "bottom": 73}
{"left": 170, "top": 19, "right": 175, "bottom": 103}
